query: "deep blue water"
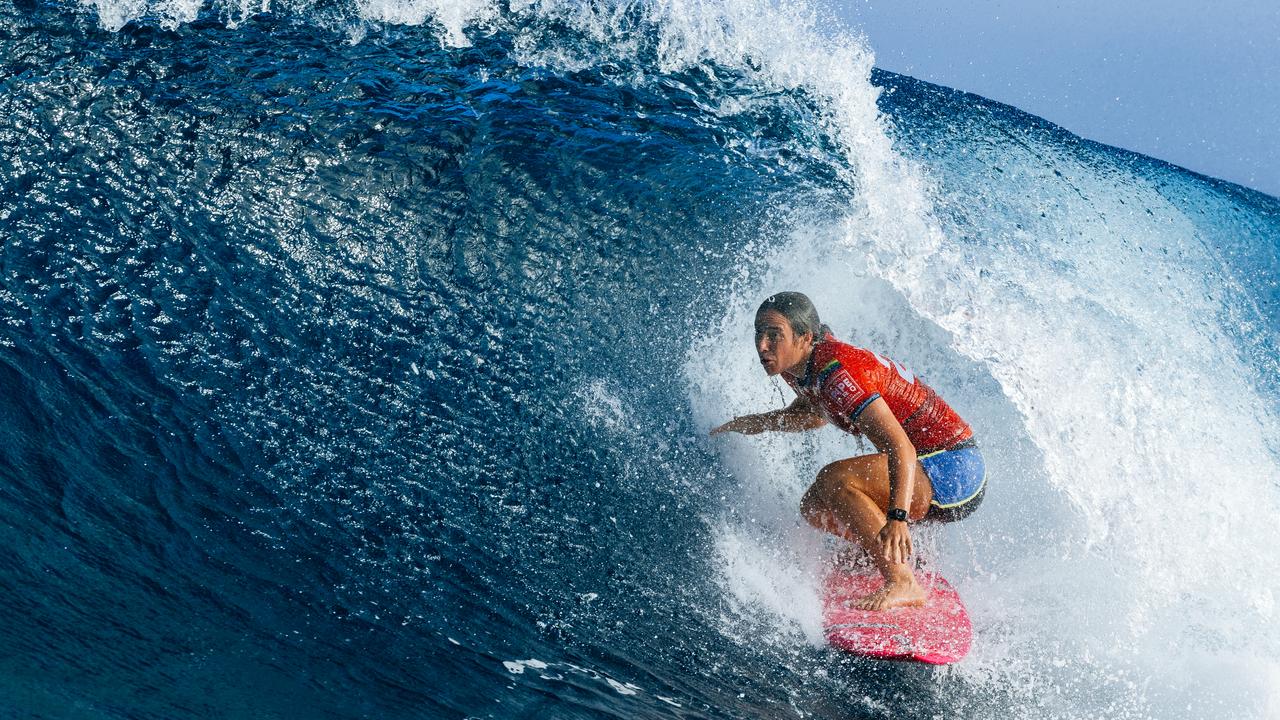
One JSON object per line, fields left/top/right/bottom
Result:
{"left": 3, "top": 1, "right": 1280, "bottom": 718}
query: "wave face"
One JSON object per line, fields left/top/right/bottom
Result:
{"left": 3, "top": 1, "right": 1279, "bottom": 718}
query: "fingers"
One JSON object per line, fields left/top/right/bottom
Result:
{"left": 885, "top": 543, "right": 903, "bottom": 565}
{"left": 710, "top": 416, "right": 755, "bottom": 436}
{"left": 709, "top": 419, "right": 735, "bottom": 435}
{"left": 878, "top": 525, "right": 913, "bottom": 564}
{"left": 895, "top": 534, "right": 912, "bottom": 563}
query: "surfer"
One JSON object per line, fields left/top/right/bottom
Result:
{"left": 711, "top": 292, "right": 985, "bottom": 611}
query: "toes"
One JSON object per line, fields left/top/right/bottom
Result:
{"left": 854, "top": 591, "right": 888, "bottom": 611}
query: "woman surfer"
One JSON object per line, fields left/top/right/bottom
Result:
{"left": 711, "top": 292, "right": 985, "bottom": 611}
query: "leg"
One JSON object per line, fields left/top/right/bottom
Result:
{"left": 801, "top": 454, "right": 934, "bottom": 610}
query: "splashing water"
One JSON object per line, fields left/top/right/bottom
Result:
{"left": 4, "top": 0, "right": 1280, "bottom": 717}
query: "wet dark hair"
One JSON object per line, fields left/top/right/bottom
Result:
{"left": 757, "top": 291, "right": 832, "bottom": 342}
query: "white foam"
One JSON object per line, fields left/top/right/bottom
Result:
{"left": 70, "top": 0, "right": 1280, "bottom": 711}
{"left": 667, "top": 12, "right": 1280, "bottom": 702}
{"left": 578, "top": 379, "right": 629, "bottom": 432}
{"left": 605, "top": 678, "right": 639, "bottom": 696}
{"left": 502, "top": 658, "right": 548, "bottom": 674}
{"left": 354, "top": 0, "right": 495, "bottom": 46}
{"left": 711, "top": 523, "right": 826, "bottom": 647}
{"left": 685, "top": 68, "right": 1280, "bottom": 720}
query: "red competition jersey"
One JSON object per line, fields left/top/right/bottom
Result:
{"left": 784, "top": 336, "right": 973, "bottom": 454}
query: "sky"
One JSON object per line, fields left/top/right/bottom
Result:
{"left": 832, "top": 0, "right": 1280, "bottom": 198}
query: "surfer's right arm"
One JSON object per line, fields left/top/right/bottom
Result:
{"left": 710, "top": 396, "right": 826, "bottom": 435}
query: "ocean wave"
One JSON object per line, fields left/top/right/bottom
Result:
{"left": 3, "top": 0, "right": 1280, "bottom": 717}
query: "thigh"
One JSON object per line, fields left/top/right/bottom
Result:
{"left": 812, "top": 453, "right": 934, "bottom": 519}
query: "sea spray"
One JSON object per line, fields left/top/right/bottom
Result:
{"left": 5, "top": 0, "right": 1280, "bottom": 717}
{"left": 689, "top": 71, "right": 1280, "bottom": 720}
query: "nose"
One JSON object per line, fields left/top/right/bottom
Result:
{"left": 756, "top": 334, "right": 770, "bottom": 354}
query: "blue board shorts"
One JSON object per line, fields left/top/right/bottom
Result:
{"left": 918, "top": 440, "right": 986, "bottom": 523}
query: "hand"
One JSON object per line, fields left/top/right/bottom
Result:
{"left": 709, "top": 415, "right": 762, "bottom": 436}
{"left": 878, "top": 520, "right": 913, "bottom": 565}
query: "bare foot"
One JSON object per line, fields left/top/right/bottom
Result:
{"left": 855, "top": 578, "right": 927, "bottom": 611}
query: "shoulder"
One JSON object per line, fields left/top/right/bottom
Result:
{"left": 815, "top": 339, "right": 877, "bottom": 381}
{"left": 812, "top": 338, "right": 872, "bottom": 388}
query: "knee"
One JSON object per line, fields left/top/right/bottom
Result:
{"left": 800, "top": 463, "right": 842, "bottom": 523}
{"left": 800, "top": 483, "right": 824, "bottom": 525}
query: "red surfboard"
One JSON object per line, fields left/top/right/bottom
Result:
{"left": 822, "top": 569, "right": 972, "bottom": 664}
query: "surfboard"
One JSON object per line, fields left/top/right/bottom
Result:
{"left": 821, "top": 569, "right": 972, "bottom": 664}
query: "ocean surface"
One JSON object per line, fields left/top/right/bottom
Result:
{"left": 2, "top": 0, "right": 1280, "bottom": 718}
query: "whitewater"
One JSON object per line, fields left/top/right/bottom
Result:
{"left": 2, "top": 0, "right": 1279, "bottom": 718}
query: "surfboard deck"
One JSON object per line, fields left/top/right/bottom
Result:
{"left": 822, "top": 569, "right": 971, "bottom": 665}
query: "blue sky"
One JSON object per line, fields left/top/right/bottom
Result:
{"left": 832, "top": 0, "right": 1280, "bottom": 197}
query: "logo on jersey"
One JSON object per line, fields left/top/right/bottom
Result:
{"left": 824, "top": 369, "right": 868, "bottom": 416}
{"left": 872, "top": 351, "right": 916, "bottom": 385}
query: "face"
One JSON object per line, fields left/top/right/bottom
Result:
{"left": 755, "top": 309, "right": 813, "bottom": 377}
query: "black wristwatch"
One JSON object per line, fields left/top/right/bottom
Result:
{"left": 887, "top": 507, "right": 909, "bottom": 523}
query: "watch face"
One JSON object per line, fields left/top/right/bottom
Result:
{"left": 888, "top": 508, "right": 908, "bottom": 521}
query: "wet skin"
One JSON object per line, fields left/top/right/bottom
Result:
{"left": 710, "top": 310, "right": 932, "bottom": 610}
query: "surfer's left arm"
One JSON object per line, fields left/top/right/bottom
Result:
{"left": 854, "top": 398, "right": 917, "bottom": 564}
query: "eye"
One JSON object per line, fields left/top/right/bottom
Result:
{"left": 755, "top": 327, "right": 786, "bottom": 344}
